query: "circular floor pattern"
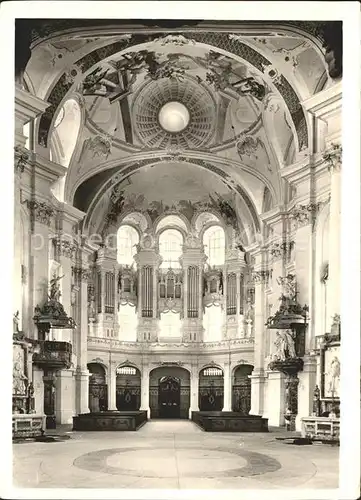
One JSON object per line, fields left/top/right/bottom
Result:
{"left": 74, "top": 446, "right": 281, "bottom": 478}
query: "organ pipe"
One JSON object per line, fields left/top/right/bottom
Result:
{"left": 187, "top": 266, "right": 199, "bottom": 318}
{"left": 227, "top": 273, "right": 236, "bottom": 315}
{"left": 141, "top": 266, "right": 153, "bottom": 317}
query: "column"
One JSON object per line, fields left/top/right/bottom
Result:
{"left": 14, "top": 86, "right": 55, "bottom": 338}
{"left": 266, "top": 370, "right": 285, "bottom": 426}
{"left": 28, "top": 203, "right": 53, "bottom": 339}
{"left": 32, "top": 366, "right": 45, "bottom": 414}
{"left": 75, "top": 245, "right": 92, "bottom": 414}
{"left": 140, "top": 363, "right": 150, "bottom": 418}
{"left": 55, "top": 369, "right": 74, "bottom": 424}
{"left": 222, "top": 361, "right": 232, "bottom": 411}
{"left": 247, "top": 246, "right": 267, "bottom": 415}
{"left": 189, "top": 368, "right": 199, "bottom": 418}
{"left": 296, "top": 355, "right": 317, "bottom": 431}
{"left": 107, "top": 361, "right": 117, "bottom": 410}
{"left": 327, "top": 161, "right": 341, "bottom": 330}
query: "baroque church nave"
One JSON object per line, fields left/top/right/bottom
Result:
{"left": 12, "top": 16, "right": 343, "bottom": 446}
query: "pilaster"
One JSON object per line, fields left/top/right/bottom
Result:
{"left": 140, "top": 361, "right": 150, "bottom": 418}
{"left": 222, "top": 361, "right": 232, "bottom": 411}
{"left": 296, "top": 355, "right": 317, "bottom": 431}
{"left": 55, "top": 369, "right": 75, "bottom": 424}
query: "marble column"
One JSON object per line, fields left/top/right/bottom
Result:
{"left": 222, "top": 361, "right": 232, "bottom": 411}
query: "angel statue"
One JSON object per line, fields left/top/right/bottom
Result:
{"left": 49, "top": 274, "right": 64, "bottom": 301}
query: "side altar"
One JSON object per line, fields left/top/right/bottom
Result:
{"left": 12, "top": 312, "right": 46, "bottom": 439}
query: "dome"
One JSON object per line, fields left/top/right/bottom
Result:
{"left": 132, "top": 76, "right": 216, "bottom": 149}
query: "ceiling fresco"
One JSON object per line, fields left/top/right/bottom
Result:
{"left": 88, "top": 162, "right": 241, "bottom": 235}
{"left": 18, "top": 19, "right": 341, "bottom": 236}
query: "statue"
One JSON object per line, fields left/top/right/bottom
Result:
{"left": 49, "top": 274, "right": 64, "bottom": 301}
{"left": 13, "top": 311, "right": 20, "bottom": 333}
{"left": 274, "top": 330, "right": 297, "bottom": 360}
{"left": 13, "top": 355, "right": 27, "bottom": 395}
{"left": 327, "top": 356, "right": 340, "bottom": 397}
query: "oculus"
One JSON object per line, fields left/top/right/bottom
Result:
{"left": 158, "top": 101, "right": 190, "bottom": 133}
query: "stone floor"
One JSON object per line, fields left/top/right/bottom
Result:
{"left": 13, "top": 420, "right": 339, "bottom": 490}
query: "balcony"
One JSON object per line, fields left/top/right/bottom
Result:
{"left": 32, "top": 341, "right": 72, "bottom": 370}
{"left": 87, "top": 336, "right": 254, "bottom": 354}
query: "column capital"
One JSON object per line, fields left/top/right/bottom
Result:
{"left": 289, "top": 199, "right": 329, "bottom": 230}
{"left": 72, "top": 266, "right": 91, "bottom": 282}
{"left": 23, "top": 198, "right": 55, "bottom": 226}
{"left": 53, "top": 236, "right": 77, "bottom": 259}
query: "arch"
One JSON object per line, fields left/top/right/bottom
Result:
{"left": 149, "top": 365, "right": 190, "bottom": 419}
{"left": 87, "top": 363, "right": 108, "bottom": 412}
{"left": 193, "top": 211, "right": 221, "bottom": 234}
{"left": 199, "top": 365, "right": 224, "bottom": 411}
{"left": 199, "top": 364, "right": 224, "bottom": 374}
{"left": 117, "top": 224, "right": 139, "bottom": 266}
{"left": 115, "top": 364, "right": 141, "bottom": 411}
{"left": 232, "top": 363, "right": 253, "bottom": 414}
{"left": 51, "top": 95, "right": 84, "bottom": 202}
{"left": 159, "top": 228, "right": 183, "bottom": 270}
{"left": 50, "top": 98, "right": 82, "bottom": 168}
{"left": 81, "top": 157, "right": 263, "bottom": 237}
{"left": 155, "top": 214, "right": 190, "bottom": 235}
{"left": 262, "top": 186, "right": 274, "bottom": 213}
{"left": 121, "top": 211, "right": 150, "bottom": 233}
{"left": 202, "top": 224, "right": 226, "bottom": 267}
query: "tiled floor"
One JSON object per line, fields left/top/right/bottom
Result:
{"left": 13, "top": 420, "right": 339, "bottom": 489}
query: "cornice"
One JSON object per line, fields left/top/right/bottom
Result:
{"left": 15, "top": 85, "right": 49, "bottom": 122}
{"left": 280, "top": 152, "right": 328, "bottom": 185}
{"left": 301, "top": 81, "right": 342, "bottom": 120}
{"left": 23, "top": 153, "right": 67, "bottom": 185}
{"left": 57, "top": 202, "right": 86, "bottom": 226}
{"left": 260, "top": 206, "right": 287, "bottom": 226}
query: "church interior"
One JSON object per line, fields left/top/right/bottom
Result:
{"left": 12, "top": 16, "right": 344, "bottom": 490}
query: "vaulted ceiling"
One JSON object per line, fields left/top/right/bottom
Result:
{"left": 20, "top": 19, "right": 341, "bottom": 244}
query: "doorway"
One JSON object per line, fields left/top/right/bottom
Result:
{"left": 149, "top": 366, "right": 190, "bottom": 418}
{"left": 158, "top": 376, "right": 181, "bottom": 419}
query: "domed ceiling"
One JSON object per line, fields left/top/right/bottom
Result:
{"left": 132, "top": 76, "right": 217, "bottom": 149}
{"left": 21, "top": 19, "right": 340, "bottom": 239}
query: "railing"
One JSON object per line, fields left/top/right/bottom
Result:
{"left": 32, "top": 340, "right": 72, "bottom": 369}
{"left": 87, "top": 336, "right": 254, "bottom": 351}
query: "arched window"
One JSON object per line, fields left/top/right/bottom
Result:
{"left": 117, "top": 225, "right": 139, "bottom": 265}
{"left": 118, "top": 304, "right": 137, "bottom": 341}
{"left": 160, "top": 312, "right": 181, "bottom": 339}
{"left": 159, "top": 229, "right": 183, "bottom": 269}
{"left": 203, "top": 225, "right": 225, "bottom": 266}
{"left": 203, "top": 305, "right": 223, "bottom": 342}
